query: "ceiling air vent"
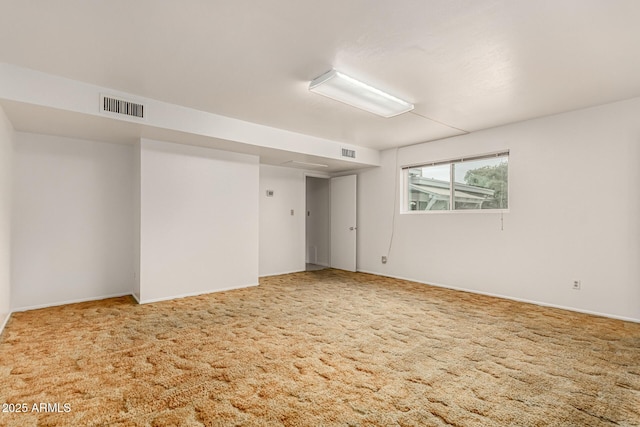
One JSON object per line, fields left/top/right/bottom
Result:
{"left": 341, "top": 148, "right": 356, "bottom": 159}
{"left": 100, "top": 95, "right": 144, "bottom": 119}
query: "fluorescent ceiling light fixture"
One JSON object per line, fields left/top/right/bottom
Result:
{"left": 309, "top": 69, "right": 414, "bottom": 118}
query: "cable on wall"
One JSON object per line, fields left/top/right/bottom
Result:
{"left": 386, "top": 147, "right": 400, "bottom": 260}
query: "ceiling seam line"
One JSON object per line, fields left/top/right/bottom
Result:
{"left": 408, "top": 111, "right": 469, "bottom": 134}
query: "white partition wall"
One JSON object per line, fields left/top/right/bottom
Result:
{"left": 258, "top": 165, "right": 306, "bottom": 277}
{"left": 137, "top": 139, "right": 259, "bottom": 303}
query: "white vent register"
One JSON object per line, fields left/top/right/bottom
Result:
{"left": 341, "top": 148, "right": 356, "bottom": 159}
{"left": 100, "top": 95, "right": 145, "bottom": 119}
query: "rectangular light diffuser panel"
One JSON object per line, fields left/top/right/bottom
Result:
{"left": 309, "top": 70, "right": 413, "bottom": 118}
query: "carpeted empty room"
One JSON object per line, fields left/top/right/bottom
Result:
{"left": 4, "top": 2, "right": 640, "bottom": 426}
{"left": 1, "top": 269, "right": 638, "bottom": 426}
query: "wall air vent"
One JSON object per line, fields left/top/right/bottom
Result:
{"left": 100, "top": 95, "right": 144, "bottom": 119}
{"left": 341, "top": 148, "right": 356, "bottom": 159}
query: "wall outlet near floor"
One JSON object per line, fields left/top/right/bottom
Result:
{"left": 381, "top": 256, "right": 387, "bottom": 264}
{"left": 572, "top": 280, "right": 581, "bottom": 290}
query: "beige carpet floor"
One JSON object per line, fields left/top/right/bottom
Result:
{"left": 0, "top": 270, "right": 639, "bottom": 426}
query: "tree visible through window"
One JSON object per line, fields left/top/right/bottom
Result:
{"left": 404, "top": 152, "right": 508, "bottom": 212}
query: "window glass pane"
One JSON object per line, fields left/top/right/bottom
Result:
{"left": 407, "top": 164, "right": 451, "bottom": 211}
{"left": 453, "top": 156, "right": 508, "bottom": 210}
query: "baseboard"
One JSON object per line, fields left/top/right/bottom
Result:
{"left": 0, "top": 312, "right": 11, "bottom": 337}
{"left": 138, "top": 282, "right": 259, "bottom": 304}
{"left": 131, "top": 292, "right": 141, "bottom": 304}
{"left": 357, "top": 269, "right": 640, "bottom": 324}
{"left": 259, "top": 269, "right": 305, "bottom": 278}
{"left": 11, "top": 292, "right": 134, "bottom": 313}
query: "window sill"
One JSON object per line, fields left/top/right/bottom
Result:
{"left": 400, "top": 209, "right": 510, "bottom": 215}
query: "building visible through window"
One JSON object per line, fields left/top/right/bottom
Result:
{"left": 404, "top": 152, "right": 508, "bottom": 212}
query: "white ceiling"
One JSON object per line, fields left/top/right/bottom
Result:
{"left": 1, "top": 0, "right": 640, "bottom": 151}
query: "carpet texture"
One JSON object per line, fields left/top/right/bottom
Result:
{"left": 0, "top": 270, "right": 639, "bottom": 426}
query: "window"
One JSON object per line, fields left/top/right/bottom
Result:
{"left": 403, "top": 151, "right": 508, "bottom": 212}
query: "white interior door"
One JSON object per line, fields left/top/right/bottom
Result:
{"left": 330, "top": 175, "right": 357, "bottom": 271}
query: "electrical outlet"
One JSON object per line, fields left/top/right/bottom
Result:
{"left": 381, "top": 256, "right": 387, "bottom": 264}
{"left": 572, "top": 280, "right": 581, "bottom": 290}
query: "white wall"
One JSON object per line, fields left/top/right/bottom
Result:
{"left": 305, "top": 177, "right": 330, "bottom": 266}
{"left": 11, "top": 133, "right": 134, "bottom": 310}
{"left": 358, "top": 97, "right": 640, "bottom": 322}
{"left": 0, "top": 105, "right": 13, "bottom": 333}
{"left": 259, "top": 165, "right": 306, "bottom": 276}
{"left": 139, "top": 139, "right": 259, "bottom": 302}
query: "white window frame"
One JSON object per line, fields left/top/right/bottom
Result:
{"left": 400, "top": 150, "right": 509, "bottom": 214}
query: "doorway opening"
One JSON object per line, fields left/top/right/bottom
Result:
{"left": 305, "top": 176, "right": 330, "bottom": 271}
